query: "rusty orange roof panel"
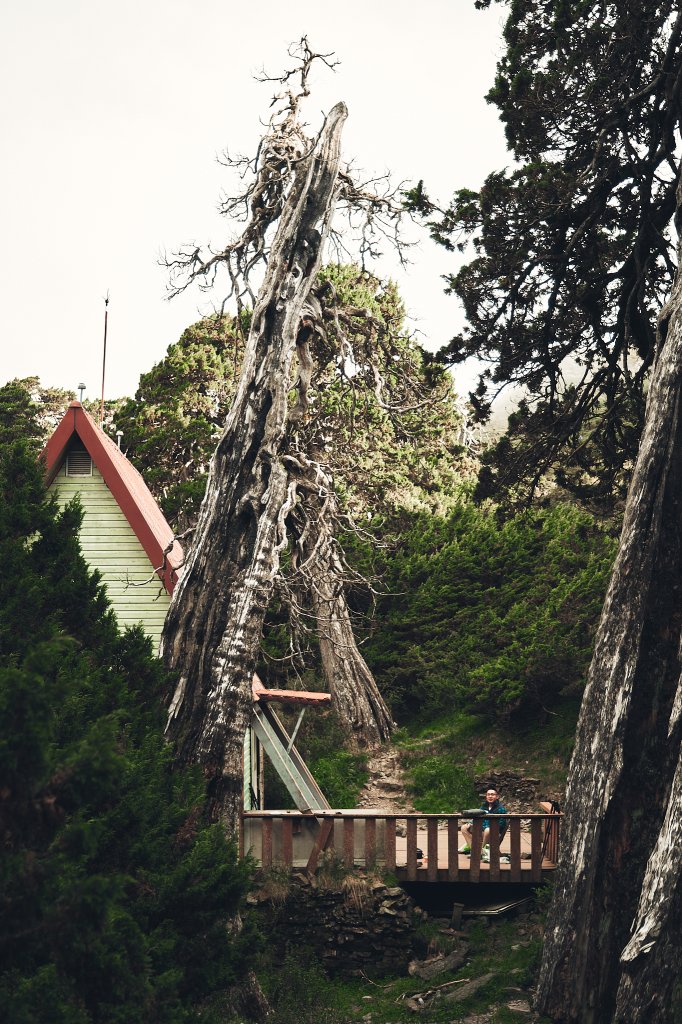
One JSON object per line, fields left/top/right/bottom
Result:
{"left": 252, "top": 676, "right": 331, "bottom": 706}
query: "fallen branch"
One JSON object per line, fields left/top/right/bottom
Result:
{"left": 398, "top": 976, "right": 471, "bottom": 1008}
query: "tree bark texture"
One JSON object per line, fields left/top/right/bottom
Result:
{"left": 537, "top": 194, "right": 682, "bottom": 1022}
{"left": 298, "top": 501, "right": 392, "bottom": 747}
{"left": 161, "top": 103, "right": 347, "bottom": 833}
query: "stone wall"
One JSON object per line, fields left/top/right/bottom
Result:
{"left": 248, "top": 871, "right": 429, "bottom": 977}
{"left": 474, "top": 770, "right": 544, "bottom": 812}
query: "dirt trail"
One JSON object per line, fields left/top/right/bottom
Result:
{"left": 356, "top": 745, "right": 416, "bottom": 814}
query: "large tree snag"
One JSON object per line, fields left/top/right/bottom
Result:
{"left": 162, "top": 102, "right": 347, "bottom": 832}
{"left": 307, "top": 530, "right": 393, "bottom": 748}
{"left": 536, "top": 186, "right": 682, "bottom": 1023}
{"left": 289, "top": 468, "right": 392, "bottom": 746}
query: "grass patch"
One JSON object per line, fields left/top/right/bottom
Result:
{"left": 405, "top": 755, "right": 479, "bottom": 813}
{"left": 310, "top": 750, "right": 369, "bottom": 808}
{"left": 260, "top": 947, "right": 346, "bottom": 1024}
{"left": 397, "top": 699, "right": 578, "bottom": 807}
{"left": 394, "top": 709, "right": 487, "bottom": 747}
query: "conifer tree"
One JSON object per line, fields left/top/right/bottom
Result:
{"left": 0, "top": 441, "right": 252, "bottom": 1024}
{"left": 410, "top": 1, "right": 682, "bottom": 507}
{"left": 0, "top": 377, "right": 73, "bottom": 451}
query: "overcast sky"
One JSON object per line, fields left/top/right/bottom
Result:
{"left": 1, "top": 1, "right": 509, "bottom": 402}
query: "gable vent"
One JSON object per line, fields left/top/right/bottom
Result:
{"left": 66, "top": 445, "right": 93, "bottom": 477}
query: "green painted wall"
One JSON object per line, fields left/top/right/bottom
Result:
{"left": 49, "top": 459, "right": 171, "bottom": 651}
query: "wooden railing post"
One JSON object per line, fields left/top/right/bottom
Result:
{"left": 407, "top": 817, "right": 418, "bottom": 880}
{"left": 448, "top": 817, "right": 459, "bottom": 882}
{"left": 281, "top": 816, "right": 293, "bottom": 866}
{"left": 427, "top": 818, "right": 439, "bottom": 881}
{"left": 510, "top": 818, "right": 522, "bottom": 882}
{"left": 470, "top": 819, "right": 483, "bottom": 882}
{"left": 488, "top": 819, "right": 501, "bottom": 881}
{"left": 531, "top": 816, "right": 543, "bottom": 882}
{"left": 385, "top": 817, "right": 397, "bottom": 873}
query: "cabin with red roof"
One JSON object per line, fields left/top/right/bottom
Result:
{"left": 43, "top": 401, "right": 183, "bottom": 649}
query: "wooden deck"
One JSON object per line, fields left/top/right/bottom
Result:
{"left": 242, "top": 811, "right": 561, "bottom": 884}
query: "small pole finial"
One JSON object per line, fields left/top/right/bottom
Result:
{"left": 78, "top": 383, "right": 86, "bottom": 403}
{"left": 100, "top": 291, "right": 110, "bottom": 427}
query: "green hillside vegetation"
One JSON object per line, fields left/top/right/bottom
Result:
{"left": 260, "top": 495, "right": 616, "bottom": 815}
{"left": 356, "top": 502, "right": 616, "bottom": 724}
{"left": 272, "top": 500, "right": 615, "bottom": 814}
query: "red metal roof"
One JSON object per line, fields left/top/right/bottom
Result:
{"left": 252, "top": 676, "right": 331, "bottom": 707}
{"left": 42, "top": 401, "right": 183, "bottom": 595}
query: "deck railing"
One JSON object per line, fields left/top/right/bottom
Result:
{"left": 242, "top": 810, "right": 561, "bottom": 884}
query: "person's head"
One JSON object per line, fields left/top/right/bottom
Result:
{"left": 485, "top": 787, "right": 499, "bottom": 804}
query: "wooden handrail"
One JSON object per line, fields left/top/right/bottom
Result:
{"left": 242, "top": 810, "right": 562, "bottom": 881}
{"left": 242, "top": 810, "right": 557, "bottom": 818}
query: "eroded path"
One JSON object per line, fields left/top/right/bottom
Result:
{"left": 356, "top": 745, "right": 416, "bottom": 815}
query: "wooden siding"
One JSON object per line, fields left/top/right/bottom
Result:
{"left": 49, "top": 460, "right": 170, "bottom": 650}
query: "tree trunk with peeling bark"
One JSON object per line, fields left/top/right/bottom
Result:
{"left": 536, "top": 190, "right": 682, "bottom": 1023}
{"left": 300, "top": 506, "right": 392, "bottom": 747}
{"left": 161, "top": 102, "right": 348, "bottom": 833}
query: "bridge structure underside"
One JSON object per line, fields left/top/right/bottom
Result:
{"left": 242, "top": 810, "right": 560, "bottom": 885}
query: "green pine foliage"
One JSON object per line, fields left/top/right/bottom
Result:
{"left": 412, "top": 2, "right": 682, "bottom": 507}
{"left": 110, "top": 267, "right": 468, "bottom": 535}
{"left": 110, "top": 316, "right": 246, "bottom": 530}
{"left": 357, "top": 501, "right": 616, "bottom": 722}
{"left": 0, "top": 377, "right": 74, "bottom": 452}
{"left": 0, "top": 442, "right": 252, "bottom": 1023}
{"left": 310, "top": 265, "right": 468, "bottom": 522}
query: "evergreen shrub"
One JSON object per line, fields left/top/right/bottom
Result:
{"left": 0, "top": 442, "right": 252, "bottom": 1023}
{"left": 356, "top": 501, "right": 616, "bottom": 723}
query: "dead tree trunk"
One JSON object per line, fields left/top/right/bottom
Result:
{"left": 161, "top": 102, "right": 347, "bottom": 833}
{"left": 536, "top": 188, "right": 682, "bottom": 1023}
{"left": 310, "top": 551, "right": 393, "bottom": 749}
{"left": 295, "top": 490, "right": 392, "bottom": 747}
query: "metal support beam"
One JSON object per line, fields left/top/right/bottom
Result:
{"left": 251, "top": 702, "right": 330, "bottom": 812}
{"left": 287, "top": 708, "right": 306, "bottom": 753}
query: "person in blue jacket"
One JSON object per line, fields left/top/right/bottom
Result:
{"left": 460, "top": 786, "right": 508, "bottom": 853}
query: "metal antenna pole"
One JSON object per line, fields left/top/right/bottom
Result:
{"left": 100, "top": 292, "right": 109, "bottom": 426}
